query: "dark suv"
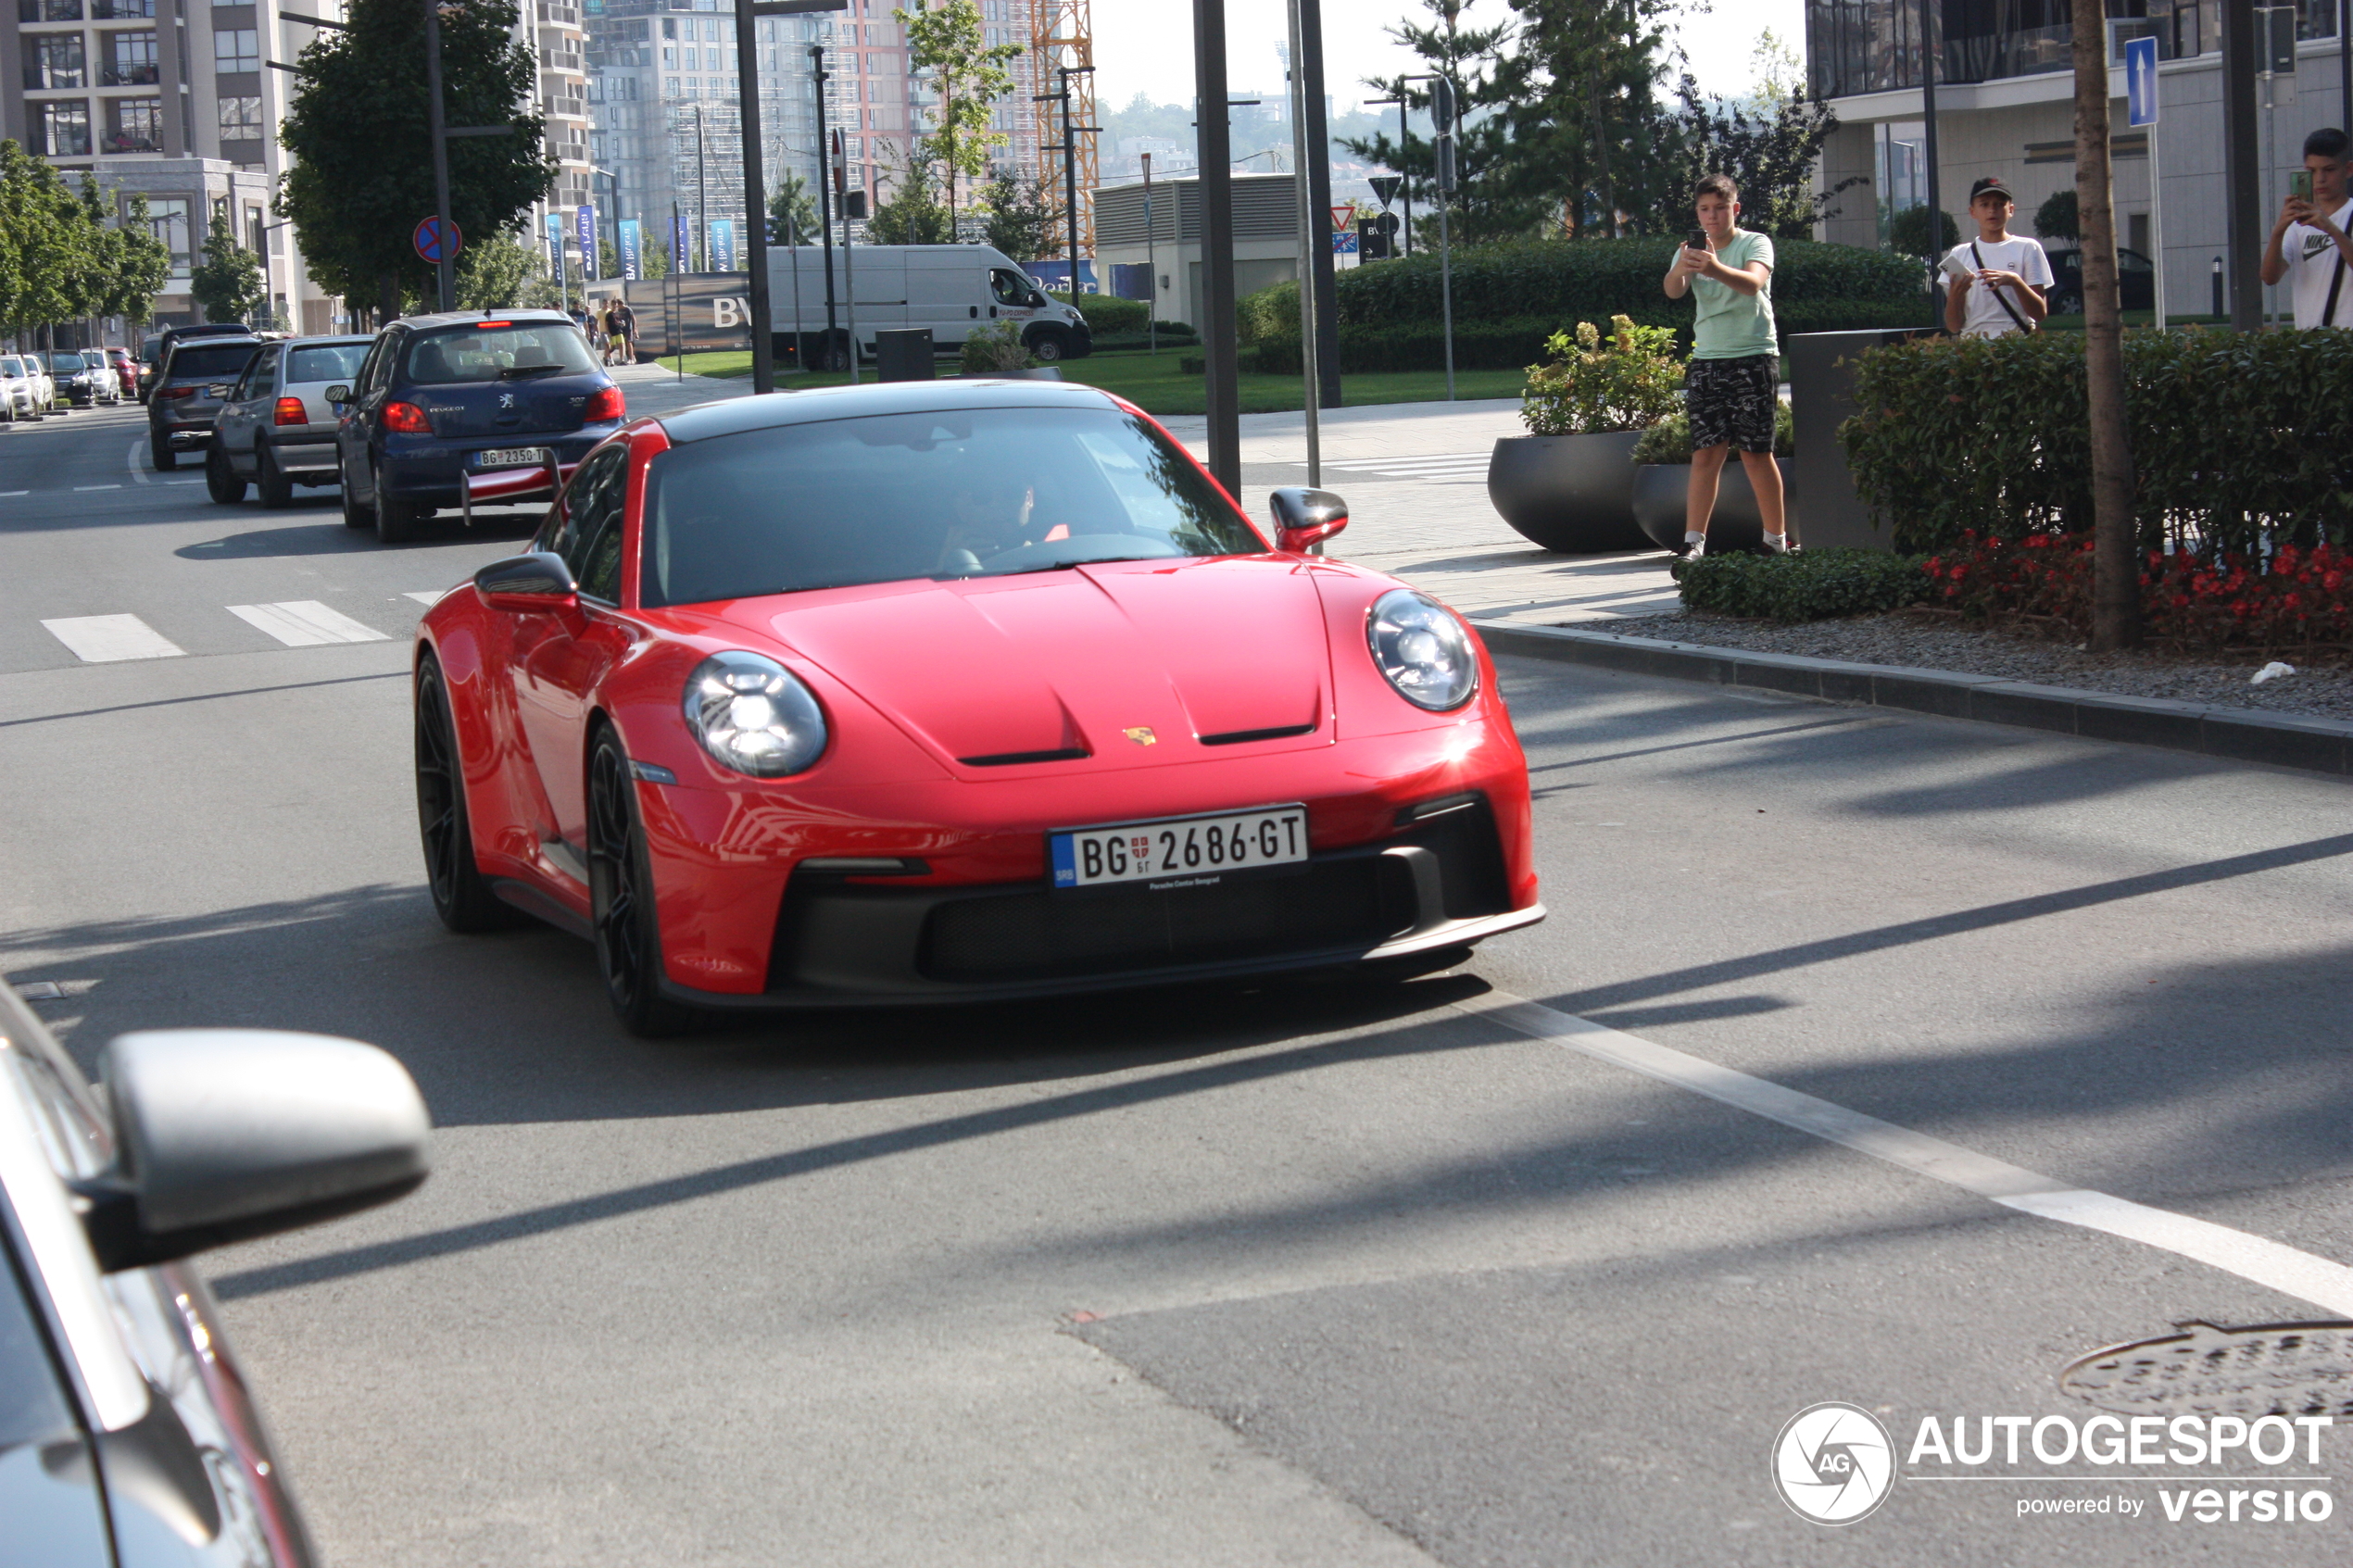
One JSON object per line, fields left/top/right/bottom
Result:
{"left": 145, "top": 336, "right": 260, "bottom": 470}
{"left": 333, "top": 309, "right": 624, "bottom": 544}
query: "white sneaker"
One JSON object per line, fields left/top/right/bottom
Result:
{"left": 1764, "top": 533, "right": 1792, "bottom": 554}
{"left": 1683, "top": 533, "right": 1706, "bottom": 558}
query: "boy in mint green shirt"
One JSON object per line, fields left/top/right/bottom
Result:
{"left": 1661, "top": 172, "right": 1788, "bottom": 555}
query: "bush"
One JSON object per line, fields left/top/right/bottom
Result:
{"left": 1630, "top": 400, "right": 1795, "bottom": 461}
{"left": 1519, "top": 316, "right": 1683, "bottom": 436}
{"left": 1841, "top": 327, "right": 2353, "bottom": 556}
{"left": 1050, "top": 291, "right": 1148, "bottom": 334}
{"left": 1672, "top": 548, "right": 1932, "bottom": 621}
{"left": 1888, "top": 206, "right": 1959, "bottom": 256}
{"left": 1238, "top": 281, "right": 1299, "bottom": 345}
{"left": 961, "top": 320, "right": 1035, "bottom": 373}
{"left": 2034, "top": 190, "right": 2079, "bottom": 242}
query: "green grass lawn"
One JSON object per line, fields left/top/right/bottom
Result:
{"left": 652, "top": 347, "right": 1527, "bottom": 415}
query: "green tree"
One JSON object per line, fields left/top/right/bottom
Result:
{"left": 2034, "top": 188, "right": 2080, "bottom": 242}
{"left": 1348, "top": 0, "right": 1552, "bottom": 247}
{"left": 277, "top": 0, "right": 553, "bottom": 320}
{"left": 456, "top": 229, "right": 543, "bottom": 307}
{"left": 1653, "top": 69, "right": 1856, "bottom": 239}
{"left": 867, "top": 156, "right": 955, "bottom": 245}
{"left": 96, "top": 190, "right": 173, "bottom": 326}
{"left": 894, "top": 0, "right": 1021, "bottom": 217}
{"left": 1888, "top": 204, "right": 1959, "bottom": 257}
{"left": 0, "top": 144, "right": 94, "bottom": 339}
{"left": 639, "top": 235, "right": 672, "bottom": 281}
{"left": 1499, "top": 0, "right": 1685, "bottom": 239}
{"left": 190, "top": 211, "right": 266, "bottom": 323}
{"left": 768, "top": 171, "right": 820, "bottom": 245}
{"left": 979, "top": 170, "right": 1055, "bottom": 262}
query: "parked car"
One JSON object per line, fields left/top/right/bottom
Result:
{"left": 2041, "top": 245, "right": 2158, "bottom": 315}
{"left": 335, "top": 308, "right": 625, "bottom": 544}
{"left": 103, "top": 345, "right": 141, "bottom": 393}
{"left": 137, "top": 333, "right": 165, "bottom": 400}
{"left": 0, "top": 353, "right": 48, "bottom": 420}
{"left": 46, "top": 351, "right": 122, "bottom": 407}
{"left": 415, "top": 380, "right": 1542, "bottom": 1034}
{"left": 0, "top": 979, "right": 431, "bottom": 1567}
{"left": 145, "top": 336, "right": 260, "bottom": 470}
{"left": 206, "top": 333, "right": 372, "bottom": 507}
{"left": 140, "top": 322, "right": 253, "bottom": 405}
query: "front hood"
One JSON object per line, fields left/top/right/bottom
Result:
{"left": 711, "top": 557, "right": 1333, "bottom": 771}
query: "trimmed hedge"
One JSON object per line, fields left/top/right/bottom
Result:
{"left": 1842, "top": 328, "right": 2353, "bottom": 556}
{"left": 1672, "top": 548, "right": 1933, "bottom": 622}
{"left": 1050, "top": 291, "right": 1149, "bottom": 334}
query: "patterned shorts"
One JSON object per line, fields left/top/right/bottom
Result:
{"left": 1684, "top": 354, "right": 1780, "bottom": 454}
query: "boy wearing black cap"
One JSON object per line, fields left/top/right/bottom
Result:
{"left": 2259, "top": 127, "right": 2353, "bottom": 328}
{"left": 1941, "top": 176, "right": 2052, "bottom": 338}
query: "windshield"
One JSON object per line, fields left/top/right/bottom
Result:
{"left": 50, "top": 354, "right": 85, "bottom": 372}
{"left": 165, "top": 343, "right": 257, "bottom": 382}
{"left": 288, "top": 343, "right": 369, "bottom": 383}
{"left": 400, "top": 322, "right": 598, "bottom": 384}
{"left": 0, "top": 359, "right": 19, "bottom": 376}
{"left": 641, "top": 406, "right": 1264, "bottom": 608}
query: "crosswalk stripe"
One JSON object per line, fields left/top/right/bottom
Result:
{"left": 405, "top": 590, "right": 450, "bottom": 606}
{"left": 42, "top": 614, "right": 185, "bottom": 663}
{"left": 226, "top": 600, "right": 390, "bottom": 646}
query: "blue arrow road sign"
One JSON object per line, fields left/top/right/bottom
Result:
{"left": 413, "top": 216, "right": 462, "bottom": 265}
{"left": 2125, "top": 35, "right": 2159, "bottom": 129}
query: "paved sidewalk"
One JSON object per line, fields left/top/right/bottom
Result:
{"left": 604, "top": 370, "right": 1680, "bottom": 624}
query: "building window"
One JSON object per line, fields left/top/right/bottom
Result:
{"left": 218, "top": 94, "right": 261, "bottom": 135}
{"left": 104, "top": 94, "right": 162, "bottom": 151}
{"left": 92, "top": 0, "right": 156, "bottom": 16}
{"left": 213, "top": 29, "right": 258, "bottom": 73}
{"left": 38, "top": 99, "right": 92, "bottom": 156}
{"left": 245, "top": 202, "right": 264, "bottom": 254}
{"left": 24, "top": 33, "right": 86, "bottom": 89}
{"left": 145, "top": 195, "right": 190, "bottom": 263}
{"left": 663, "top": 75, "right": 678, "bottom": 95}
{"left": 17, "top": 0, "right": 83, "bottom": 19}
{"left": 102, "top": 29, "right": 157, "bottom": 84}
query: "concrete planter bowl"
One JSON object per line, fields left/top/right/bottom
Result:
{"left": 1631, "top": 458, "right": 1793, "bottom": 555}
{"left": 1485, "top": 432, "right": 1653, "bottom": 553}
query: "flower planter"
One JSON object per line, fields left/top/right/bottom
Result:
{"left": 1632, "top": 458, "right": 1793, "bottom": 554}
{"left": 1485, "top": 431, "right": 1653, "bottom": 553}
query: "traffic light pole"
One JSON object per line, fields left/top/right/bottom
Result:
{"left": 1286, "top": 0, "right": 1319, "bottom": 484}
{"left": 1192, "top": 0, "right": 1239, "bottom": 493}
{"left": 1294, "top": 0, "right": 1339, "bottom": 410}
{"left": 423, "top": 0, "right": 455, "bottom": 312}
{"left": 741, "top": 1, "right": 849, "bottom": 393}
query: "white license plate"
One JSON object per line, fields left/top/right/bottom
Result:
{"left": 1051, "top": 806, "right": 1307, "bottom": 890}
{"left": 473, "top": 446, "right": 551, "bottom": 468}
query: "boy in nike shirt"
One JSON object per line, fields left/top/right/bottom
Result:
{"left": 1942, "top": 176, "right": 2052, "bottom": 338}
{"left": 2261, "top": 127, "right": 2353, "bottom": 329}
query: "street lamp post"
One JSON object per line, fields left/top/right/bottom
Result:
{"left": 737, "top": 0, "right": 849, "bottom": 395}
{"left": 423, "top": 0, "right": 456, "bottom": 312}
{"left": 1035, "top": 64, "right": 1099, "bottom": 296}
{"left": 812, "top": 44, "right": 840, "bottom": 367}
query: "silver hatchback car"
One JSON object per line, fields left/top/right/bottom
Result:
{"left": 0, "top": 353, "right": 50, "bottom": 420}
{"left": 205, "top": 336, "right": 371, "bottom": 507}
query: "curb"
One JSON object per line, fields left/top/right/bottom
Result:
{"left": 1470, "top": 620, "right": 2353, "bottom": 779}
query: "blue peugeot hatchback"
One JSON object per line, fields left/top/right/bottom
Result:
{"left": 332, "top": 308, "right": 625, "bottom": 544}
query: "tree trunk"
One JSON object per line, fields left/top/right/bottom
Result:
{"left": 378, "top": 270, "right": 401, "bottom": 324}
{"left": 2073, "top": 0, "right": 2140, "bottom": 650}
{"left": 1590, "top": 71, "right": 1616, "bottom": 238}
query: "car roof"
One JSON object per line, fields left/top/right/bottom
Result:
{"left": 392, "top": 307, "right": 578, "bottom": 333}
{"left": 656, "top": 378, "right": 1126, "bottom": 445}
{"left": 279, "top": 334, "right": 374, "bottom": 346}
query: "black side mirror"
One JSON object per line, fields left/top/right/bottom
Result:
{"left": 205, "top": 383, "right": 230, "bottom": 398}
{"left": 324, "top": 383, "right": 350, "bottom": 407}
{"left": 1270, "top": 486, "right": 1350, "bottom": 553}
{"left": 72, "top": 1029, "right": 431, "bottom": 1273}
{"left": 475, "top": 550, "right": 578, "bottom": 611}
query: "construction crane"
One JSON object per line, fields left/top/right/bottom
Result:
{"left": 1024, "top": 0, "right": 1097, "bottom": 262}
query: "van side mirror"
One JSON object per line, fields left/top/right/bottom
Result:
{"left": 1270, "top": 486, "right": 1349, "bottom": 553}
{"left": 72, "top": 1029, "right": 431, "bottom": 1273}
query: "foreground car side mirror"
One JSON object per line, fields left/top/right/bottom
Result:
{"left": 324, "top": 383, "right": 350, "bottom": 408}
{"left": 475, "top": 550, "right": 580, "bottom": 612}
{"left": 1270, "top": 486, "right": 1350, "bottom": 553}
{"left": 72, "top": 1029, "right": 430, "bottom": 1273}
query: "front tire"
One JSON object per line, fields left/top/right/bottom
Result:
{"left": 415, "top": 657, "right": 518, "bottom": 934}
{"left": 588, "top": 729, "right": 700, "bottom": 1036}
{"left": 204, "top": 443, "right": 246, "bottom": 504}
{"left": 255, "top": 442, "right": 294, "bottom": 508}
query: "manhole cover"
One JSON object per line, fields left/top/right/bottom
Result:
{"left": 2060, "top": 1320, "right": 2353, "bottom": 1419}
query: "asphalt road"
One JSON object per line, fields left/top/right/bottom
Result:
{"left": 4, "top": 398, "right": 2352, "bottom": 1565}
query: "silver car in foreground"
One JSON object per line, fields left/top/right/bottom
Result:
{"left": 205, "top": 335, "right": 372, "bottom": 507}
{"left": 0, "top": 354, "right": 50, "bottom": 420}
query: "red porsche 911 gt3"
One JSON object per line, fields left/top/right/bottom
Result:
{"left": 413, "top": 380, "right": 1542, "bottom": 1034}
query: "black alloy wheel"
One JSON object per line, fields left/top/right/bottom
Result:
{"left": 255, "top": 442, "right": 294, "bottom": 508}
{"left": 149, "top": 433, "right": 175, "bottom": 470}
{"left": 415, "top": 658, "right": 518, "bottom": 934}
{"left": 587, "top": 729, "right": 699, "bottom": 1037}
{"left": 339, "top": 454, "right": 374, "bottom": 528}
{"left": 204, "top": 443, "right": 246, "bottom": 504}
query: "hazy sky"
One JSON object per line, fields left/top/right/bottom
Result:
{"left": 1091, "top": 0, "right": 1809, "bottom": 116}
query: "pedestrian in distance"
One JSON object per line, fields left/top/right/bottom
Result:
{"left": 610, "top": 297, "right": 637, "bottom": 365}
{"left": 1941, "top": 175, "right": 2052, "bottom": 338}
{"left": 1662, "top": 172, "right": 1790, "bottom": 557}
{"left": 2260, "top": 127, "right": 2353, "bottom": 328}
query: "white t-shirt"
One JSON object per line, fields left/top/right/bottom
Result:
{"left": 1940, "top": 236, "right": 2055, "bottom": 337}
{"left": 2283, "top": 212, "right": 2353, "bottom": 328}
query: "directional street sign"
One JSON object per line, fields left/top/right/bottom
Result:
{"left": 413, "top": 216, "right": 462, "bottom": 265}
{"left": 2123, "top": 34, "right": 2158, "bottom": 129}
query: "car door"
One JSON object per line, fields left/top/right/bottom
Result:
{"left": 219, "top": 345, "right": 275, "bottom": 472}
{"left": 343, "top": 331, "right": 398, "bottom": 499}
{"left": 512, "top": 444, "right": 635, "bottom": 865}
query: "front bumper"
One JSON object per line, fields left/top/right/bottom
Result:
{"left": 379, "top": 428, "right": 619, "bottom": 507}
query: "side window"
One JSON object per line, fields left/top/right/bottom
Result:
{"left": 567, "top": 448, "right": 631, "bottom": 602}
{"left": 989, "top": 269, "right": 1027, "bottom": 307}
{"left": 236, "top": 346, "right": 275, "bottom": 401}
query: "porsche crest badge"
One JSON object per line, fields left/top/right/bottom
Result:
{"left": 1124, "top": 726, "right": 1157, "bottom": 746}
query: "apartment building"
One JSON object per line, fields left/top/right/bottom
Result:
{"left": 0, "top": 0, "right": 355, "bottom": 332}
{"left": 1808, "top": 0, "right": 2347, "bottom": 318}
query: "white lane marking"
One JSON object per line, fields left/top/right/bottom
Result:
{"left": 1459, "top": 989, "right": 2353, "bottom": 1316}
{"left": 73, "top": 483, "right": 122, "bottom": 491}
{"left": 0, "top": 490, "right": 25, "bottom": 497}
{"left": 405, "top": 590, "right": 449, "bottom": 606}
{"left": 41, "top": 614, "right": 185, "bottom": 662}
{"left": 124, "top": 437, "right": 149, "bottom": 485}
{"left": 225, "top": 600, "right": 390, "bottom": 646}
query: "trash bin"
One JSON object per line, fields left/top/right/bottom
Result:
{"left": 1786, "top": 328, "right": 1928, "bottom": 552}
{"left": 875, "top": 328, "right": 935, "bottom": 383}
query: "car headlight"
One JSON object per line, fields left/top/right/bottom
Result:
{"left": 1366, "top": 589, "right": 1478, "bottom": 711}
{"left": 683, "top": 651, "right": 827, "bottom": 777}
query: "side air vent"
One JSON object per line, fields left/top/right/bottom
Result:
{"left": 959, "top": 747, "right": 1091, "bottom": 767}
{"left": 1199, "top": 722, "right": 1318, "bottom": 746}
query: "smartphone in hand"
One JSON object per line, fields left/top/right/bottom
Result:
{"left": 2294, "top": 169, "right": 2316, "bottom": 202}
{"left": 1687, "top": 228, "right": 1711, "bottom": 252}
